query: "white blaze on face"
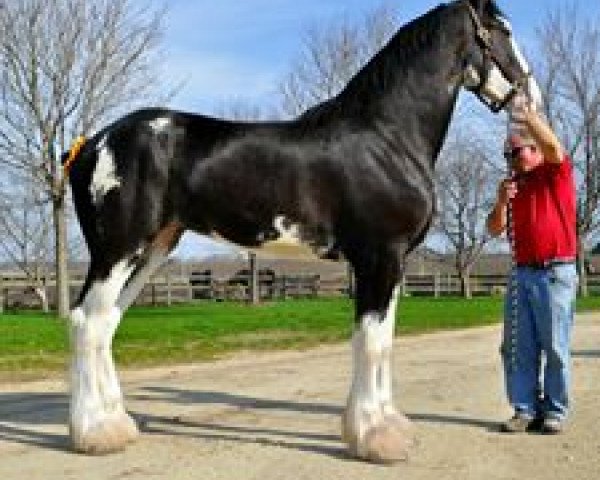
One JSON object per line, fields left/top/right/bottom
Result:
{"left": 499, "top": 16, "right": 543, "bottom": 108}
{"left": 148, "top": 117, "right": 171, "bottom": 133}
{"left": 90, "top": 137, "right": 121, "bottom": 205}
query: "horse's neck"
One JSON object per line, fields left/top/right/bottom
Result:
{"left": 334, "top": 10, "right": 464, "bottom": 162}
{"left": 374, "top": 82, "right": 460, "bottom": 161}
{"left": 373, "top": 51, "right": 462, "bottom": 162}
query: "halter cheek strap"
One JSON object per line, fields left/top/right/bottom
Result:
{"left": 461, "top": 0, "right": 528, "bottom": 112}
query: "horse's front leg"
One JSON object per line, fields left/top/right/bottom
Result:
{"left": 342, "top": 272, "right": 413, "bottom": 463}
{"left": 379, "top": 286, "right": 412, "bottom": 430}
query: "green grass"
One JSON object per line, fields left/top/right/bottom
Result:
{"left": 1, "top": 295, "right": 599, "bottom": 381}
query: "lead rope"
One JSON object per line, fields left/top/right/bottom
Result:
{"left": 506, "top": 168, "right": 518, "bottom": 373}
{"left": 506, "top": 95, "right": 524, "bottom": 375}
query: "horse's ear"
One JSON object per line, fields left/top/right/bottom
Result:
{"left": 465, "top": 0, "right": 504, "bottom": 23}
{"left": 465, "top": 0, "right": 488, "bottom": 16}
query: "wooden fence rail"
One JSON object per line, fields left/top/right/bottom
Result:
{"left": 2, "top": 268, "right": 600, "bottom": 311}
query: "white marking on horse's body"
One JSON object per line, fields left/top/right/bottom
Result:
{"left": 272, "top": 216, "right": 302, "bottom": 244}
{"left": 254, "top": 216, "right": 322, "bottom": 257}
{"left": 148, "top": 117, "right": 171, "bottom": 133}
{"left": 90, "top": 137, "right": 121, "bottom": 205}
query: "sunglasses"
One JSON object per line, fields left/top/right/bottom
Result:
{"left": 504, "top": 144, "right": 534, "bottom": 161}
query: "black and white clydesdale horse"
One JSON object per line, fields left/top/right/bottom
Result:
{"left": 65, "top": 0, "right": 540, "bottom": 462}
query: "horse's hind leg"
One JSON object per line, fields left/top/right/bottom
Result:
{"left": 69, "top": 258, "right": 137, "bottom": 454}
{"left": 69, "top": 223, "right": 183, "bottom": 454}
{"left": 116, "top": 222, "right": 183, "bottom": 311}
{"left": 98, "top": 226, "right": 182, "bottom": 423}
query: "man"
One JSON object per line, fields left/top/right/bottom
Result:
{"left": 487, "top": 103, "right": 577, "bottom": 434}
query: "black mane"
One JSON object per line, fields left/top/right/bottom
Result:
{"left": 299, "top": 4, "right": 448, "bottom": 124}
{"left": 338, "top": 5, "right": 446, "bottom": 105}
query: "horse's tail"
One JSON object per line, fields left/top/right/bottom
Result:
{"left": 62, "top": 135, "right": 88, "bottom": 179}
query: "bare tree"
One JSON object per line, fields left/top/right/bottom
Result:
{"left": 0, "top": 175, "right": 53, "bottom": 311}
{"left": 213, "top": 98, "right": 274, "bottom": 122}
{"left": 278, "top": 3, "right": 397, "bottom": 117}
{"left": 0, "top": 168, "right": 86, "bottom": 311}
{"left": 434, "top": 131, "right": 500, "bottom": 298}
{"left": 0, "top": 0, "right": 167, "bottom": 317}
{"left": 535, "top": 4, "right": 600, "bottom": 295}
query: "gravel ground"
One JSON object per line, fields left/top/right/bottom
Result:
{"left": 1, "top": 313, "right": 599, "bottom": 480}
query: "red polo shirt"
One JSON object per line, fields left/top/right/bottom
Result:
{"left": 510, "top": 155, "right": 576, "bottom": 264}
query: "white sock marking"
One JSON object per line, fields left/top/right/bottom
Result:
{"left": 70, "top": 260, "right": 134, "bottom": 440}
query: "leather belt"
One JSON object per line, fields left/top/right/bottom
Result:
{"left": 517, "top": 258, "right": 576, "bottom": 270}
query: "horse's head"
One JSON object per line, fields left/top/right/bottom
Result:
{"left": 457, "top": 0, "right": 541, "bottom": 113}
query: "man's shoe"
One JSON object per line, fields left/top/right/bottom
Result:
{"left": 500, "top": 413, "right": 536, "bottom": 433}
{"left": 541, "top": 417, "right": 563, "bottom": 434}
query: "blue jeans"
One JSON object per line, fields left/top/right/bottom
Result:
{"left": 502, "top": 263, "right": 577, "bottom": 420}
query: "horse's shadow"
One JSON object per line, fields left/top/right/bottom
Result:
{"left": 134, "top": 412, "right": 349, "bottom": 459}
{"left": 0, "top": 385, "right": 500, "bottom": 456}
{"left": 131, "top": 385, "right": 342, "bottom": 414}
{"left": 0, "top": 392, "right": 70, "bottom": 450}
{"left": 130, "top": 385, "right": 349, "bottom": 459}
{"left": 130, "top": 386, "right": 501, "bottom": 451}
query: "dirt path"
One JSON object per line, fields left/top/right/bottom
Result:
{"left": 1, "top": 314, "right": 599, "bottom": 480}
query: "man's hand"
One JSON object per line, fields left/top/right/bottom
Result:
{"left": 487, "top": 178, "right": 516, "bottom": 237}
{"left": 497, "top": 178, "right": 518, "bottom": 205}
{"left": 509, "top": 99, "right": 564, "bottom": 164}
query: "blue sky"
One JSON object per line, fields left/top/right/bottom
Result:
{"left": 157, "top": 0, "right": 597, "bottom": 115}
{"left": 147, "top": 0, "right": 597, "bottom": 258}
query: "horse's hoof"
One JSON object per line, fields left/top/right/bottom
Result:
{"left": 384, "top": 412, "right": 414, "bottom": 435}
{"left": 71, "top": 413, "right": 139, "bottom": 455}
{"left": 362, "top": 422, "right": 413, "bottom": 464}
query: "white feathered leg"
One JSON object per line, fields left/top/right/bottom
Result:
{"left": 343, "top": 312, "right": 384, "bottom": 455}
{"left": 343, "top": 285, "right": 412, "bottom": 463}
{"left": 379, "top": 286, "right": 412, "bottom": 429}
{"left": 69, "top": 260, "right": 136, "bottom": 454}
{"left": 96, "top": 304, "right": 139, "bottom": 446}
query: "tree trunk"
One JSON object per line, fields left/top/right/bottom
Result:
{"left": 53, "top": 196, "right": 70, "bottom": 318}
{"left": 459, "top": 269, "right": 472, "bottom": 299}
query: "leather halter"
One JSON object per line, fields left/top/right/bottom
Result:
{"left": 462, "top": 1, "right": 530, "bottom": 112}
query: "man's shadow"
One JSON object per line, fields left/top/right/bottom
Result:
{"left": 572, "top": 349, "right": 600, "bottom": 358}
